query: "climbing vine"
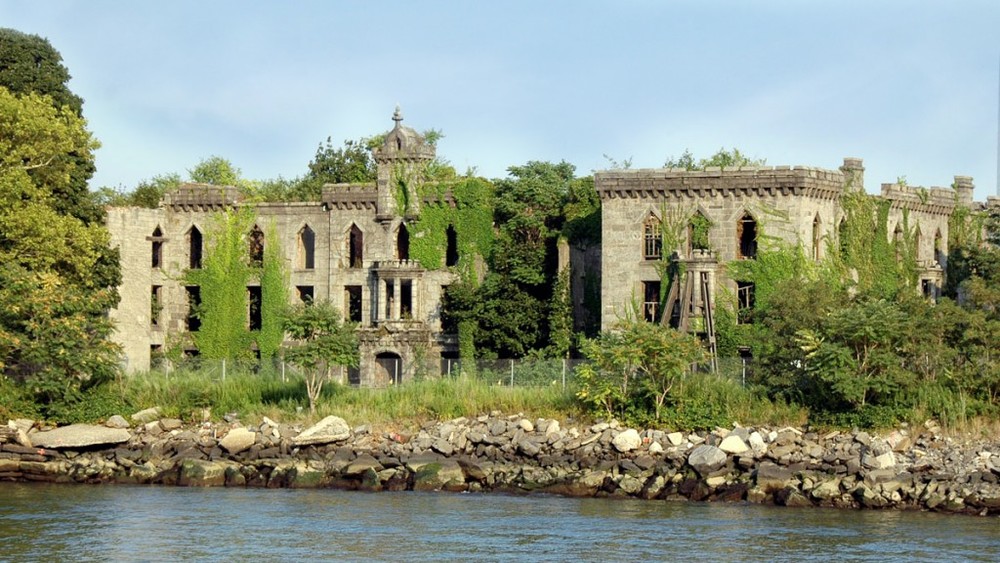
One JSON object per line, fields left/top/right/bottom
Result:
{"left": 257, "top": 222, "right": 289, "bottom": 361}
{"left": 185, "top": 207, "right": 255, "bottom": 361}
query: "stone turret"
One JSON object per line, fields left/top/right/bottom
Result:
{"left": 372, "top": 106, "right": 435, "bottom": 221}
{"left": 840, "top": 157, "right": 865, "bottom": 192}
{"left": 953, "top": 175, "right": 974, "bottom": 208}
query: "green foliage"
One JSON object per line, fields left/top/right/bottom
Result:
{"left": 186, "top": 208, "right": 256, "bottom": 361}
{"left": 257, "top": 223, "right": 289, "bottom": 360}
{"left": 562, "top": 176, "right": 601, "bottom": 245}
{"left": 0, "top": 28, "right": 82, "bottom": 114}
{"left": 664, "top": 147, "right": 766, "bottom": 170}
{"left": 547, "top": 269, "right": 573, "bottom": 358}
{"left": 408, "top": 177, "right": 494, "bottom": 276}
{"left": 283, "top": 299, "right": 359, "bottom": 413}
{"left": 576, "top": 319, "right": 706, "bottom": 421}
{"left": 832, "top": 191, "right": 916, "bottom": 299}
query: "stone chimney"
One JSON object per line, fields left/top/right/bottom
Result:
{"left": 953, "top": 175, "right": 974, "bottom": 207}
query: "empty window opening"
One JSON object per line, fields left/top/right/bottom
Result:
{"left": 150, "top": 226, "right": 163, "bottom": 268}
{"left": 249, "top": 225, "right": 264, "bottom": 267}
{"left": 376, "top": 352, "right": 403, "bottom": 385}
{"left": 385, "top": 281, "right": 395, "bottom": 320}
{"left": 348, "top": 224, "right": 363, "bottom": 268}
{"left": 345, "top": 285, "right": 362, "bottom": 322}
{"left": 812, "top": 215, "right": 822, "bottom": 261}
{"left": 737, "top": 281, "right": 755, "bottom": 325}
{"left": 922, "top": 279, "right": 938, "bottom": 301}
{"left": 151, "top": 285, "right": 162, "bottom": 327}
{"left": 347, "top": 365, "right": 361, "bottom": 386}
{"left": 401, "top": 280, "right": 413, "bottom": 319}
{"left": 248, "top": 286, "right": 262, "bottom": 331}
{"left": 893, "top": 224, "right": 904, "bottom": 260}
{"left": 934, "top": 229, "right": 944, "bottom": 266}
{"left": 297, "top": 285, "right": 314, "bottom": 303}
{"left": 397, "top": 224, "right": 410, "bottom": 260}
{"left": 445, "top": 225, "right": 459, "bottom": 267}
{"left": 185, "top": 286, "right": 201, "bottom": 332}
{"left": 736, "top": 213, "right": 757, "bottom": 259}
{"left": 687, "top": 212, "right": 711, "bottom": 255}
{"left": 643, "top": 215, "right": 662, "bottom": 260}
{"left": 642, "top": 280, "right": 661, "bottom": 323}
{"left": 298, "top": 225, "right": 315, "bottom": 269}
{"left": 440, "top": 350, "right": 460, "bottom": 377}
{"left": 189, "top": 226, "right": 203, "bottom": 269}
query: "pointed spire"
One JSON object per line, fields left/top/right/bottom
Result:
{"left": 392, "top": 105, "right": 403, "bottom": 126}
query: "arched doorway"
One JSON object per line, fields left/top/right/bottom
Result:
{"left": 375, "top": 352, "right": 403, "bottom": 386}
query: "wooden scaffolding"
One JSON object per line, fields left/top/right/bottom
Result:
{"left": 661, "top": 264, "right": 718, "bottom": 372}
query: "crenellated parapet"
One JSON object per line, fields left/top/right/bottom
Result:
{"left": 322, "top": 183, "right": 377, "bottom": 210}
{"left": 879, "top": 182, "right": 958, "bottom": 216}
{"left": 595, "top": 165, "right": 845, "bottom": 202}
{"left": 163, "top": 183, "right": 242, "bottom": 211}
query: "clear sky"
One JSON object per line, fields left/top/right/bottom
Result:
{"left": 3, "top": 1, "right": 999, "bottom": 201}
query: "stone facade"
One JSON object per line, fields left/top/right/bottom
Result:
{"left": 108, "top": 110, "right": 460, "bottom": 383}
{"left": 595, "top": 157, "right": 991, "bottom": 331}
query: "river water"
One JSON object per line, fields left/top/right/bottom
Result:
{"left": 1, "top": 483, "right": 998, "bottom": 562}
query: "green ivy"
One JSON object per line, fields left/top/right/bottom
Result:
{"left": 257, "top": 222, "right": 289, "bottom": 360}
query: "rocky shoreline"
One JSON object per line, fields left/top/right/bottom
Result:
{"left": 2, "top": 410, "right": 999, "bottom": 516}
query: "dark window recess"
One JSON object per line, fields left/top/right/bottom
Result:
{"left": 397, "top": 224, "right": 410, "bottom": 260}
{"left": 445, "top": 225, "right": 459, "bottom": 267}
{"left": 345, "top": 285, "right": 362, "bottom": 322}
{"left": 440, "top": 285, "right": 457, "bottom": 333}
{"left": 349, "top": 225, "right": 363, "bottom": 268}
{"left": 151, "top": 285, "right": 161, "bottom": 327}
{"left": 189, "top": 226, "right": 203, "bottom": 269}
{"left": 642, "top": 280, "right": 661, "bottom": 323}
{"left": 385, "top": 282, "right": 395, "bottom": 319}
{"left": 737, "top": 213, "right": 757, "bottom": 259}
{"left": 248, "top": 286, "right": 262, "bottom": 330}
{"left": 249, "top": 225, "right": 264, "bottom": 266}
{"left": 812, "top": 215, "right": 821, "bottom": 261}
{"left": 297, "top": 285, "right": 314, "bottom": 303}
{"left": 299, "top": 225, "right": 315, "bottom": 269}
{"left": 186, "top": 286, "right": 201, "bottom": 332}
{"left": 401, "top": 280, "right": 413, "bottom": 318}
{"left": 737, "top": 281, "right": 755, "bottom": 324}
{"left": 347, "top": 366, "right": 361, "bottom": 386}
{"left": 151, "top": 226, "right": 163, "bottom": 268}
{"left": 440, "top": 350, "right": 460, "bottom": 377}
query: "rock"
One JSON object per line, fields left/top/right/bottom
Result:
{"left": 687, "top": 445, "right": 727, "bottom": 477}
{"left": 756, "top": 461, "right": 794, "bottom": 493}
{"left": 612, "top": 429, "right": 641, "bottom": 453}
{"left": 160, "top": 418, "right": 183, "bottom": 431}
{"left": 648, "top": 442, "right": 664, "bottom": 455}
{"left": 105, "top": 415, "right": 130, "bottom": 429}
{"left": 131, "top": 407, "right": 161, "bottom": 424}
{"left": 543, "top": 420, "right": 561, "bottom": 435}
{"left": 345, "top": 454, "right": 384, "bottom": 477}
{"left": 719, "top": 435, "right": 749, "bottom": 454}
{"left": 413, "top": 460, "right": 466, "bottom": 491}
{"left": 666, "top": 432, "right": 685, "bottom": 446}
{"left": 220, "top": 428, "right": 256, "bottom": 454}
{"left": 862, "top": 451, "right": 896, "bottom": 470}
{"left": 291, "top": 416, "right": 351, "bottom": 446}
{"left": 30, "top": 425, "right": 130, "bottom": 449}
{"left": 178, "top": 459, "right": 226, "bottom": 487}
{"left": 748, "top": 432, "right": 767, "bottom": 456}
{"left": 517, "top": 419, "right": 534, "bottom": 432}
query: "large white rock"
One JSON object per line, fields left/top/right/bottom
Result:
{"left": 131, "top": 407, "right": 161, "bottom": 424}
{"left": 719, "top": 435, "right": 749, "bottom": 454}
{"left": 748, "top": 432, "right": 768, "bottom": 456}
{"left": 30, "top": 424, "right": 130, "bottom": 449}
{"left": 291, "top": 416, "right": 351, "bottom": 446}
{"left": 220, "top": 427, "right": 256, "bottom": 454}
{"left": 612, "top": 429, "right": 641, "bottom": 452}
{"left": 687, "top": 445, "right": 728, "bottom": 477}
{"left": 666, "top": 432, "right": 685, "bottom": 446}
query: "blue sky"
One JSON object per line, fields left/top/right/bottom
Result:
{"left": 3, "top": 1, "right": 999, "bottom": 201}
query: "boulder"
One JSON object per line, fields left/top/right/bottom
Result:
{"left": 30, "top": 424, "right": 130, "bottom": 449}
{"left": 131, "top": 407, "right": 161, "bottom": 424}
{"left": 612, "top": 429, "right": 641, "bottom": 453}
{"left": 748, "top": 432, "right": 767, "bottom": 456}
{"left": 220, "top": 427, "right": 256, "bottom": 454}
{"left": 687, "top": 445, "right": 727, "bottom": 477}
{"left": 413, "top": 460, "right": 466, "bottom": 491}
{"left": 291, "top": 416, "right": 351, "bottom": 446}
{"left": 719, "top": 435, "right": 749, "bottom": 454}
{"left": 345, "top": 454, "right": 384, "bottom": 477}
{"left": 178, "top": 459, "right": 226, "bottom": 486}
{"left": 105, "top": 415, "right": 130, "bottom": 429}
{"left": 755, "top": 461, "right": 794, "bottom": 493}
{"left": 666, "top": 432, "right": 685, "bottom": 447}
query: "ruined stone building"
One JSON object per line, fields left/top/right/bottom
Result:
{"left": 595, "top": 158, "right": 996, "bottom": 333}
{"left": 106, "top": 108, "right": 999, "bottom": 382}
{"left": 107, "top": 110, "right": 463, "bottom": 383}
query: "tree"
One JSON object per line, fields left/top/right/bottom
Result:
{"left": 0, "top": 87, "right": 120, "bottom": 414}
{"left": 189, "top": 156, "right": 244, "bottom": 187}
{"left": 283, "top": 300, "right": 359, "bottom": 414}
{"left": 0, "top": 28, "right": 100, "bottom": 224}
{"left": 576, "top": 319, "right": 706, "bottom": 421}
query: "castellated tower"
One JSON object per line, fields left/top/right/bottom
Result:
{"left": 372, "top": 106, "right": 435, "bottom": 222}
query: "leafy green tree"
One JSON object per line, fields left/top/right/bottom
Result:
{"left": 283, "top": 300, "right": 359, "bottom": 414}
{"left": 576, "top": 319, "right": 706, "bottom": 421}
{"left": 189, "top": 156, "right": 244, "bottom": 187}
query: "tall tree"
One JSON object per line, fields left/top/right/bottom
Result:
{"left": 0, "top": 28, "right": 99, "bottom": 224}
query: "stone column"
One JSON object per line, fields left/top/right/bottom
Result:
{"left": 392, "top": 278, "right": 401, "bottom": 320}
{"left": 376, "top": 278, "right": 386, "bottom": 323}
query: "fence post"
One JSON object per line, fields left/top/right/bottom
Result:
{"left": 509, "top": 359, "right": 514, "bottom": 386}
{"left": 281, "top": 361, "right": 286, "bottom": 383}
{"left": 222, "top": 359, "right": 226, "bottom": 381}
{"left": 562, "top": 358, "right": 566, "bottom": 390}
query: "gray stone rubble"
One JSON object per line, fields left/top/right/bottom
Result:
{"left": 2, "top": 414, "right": 998, "bottom": 516}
